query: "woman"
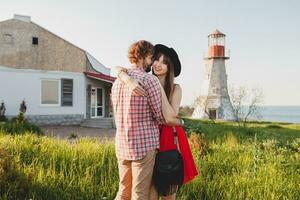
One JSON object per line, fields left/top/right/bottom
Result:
{"left": 116, "top": 44, "right": 198, "bottom": 199}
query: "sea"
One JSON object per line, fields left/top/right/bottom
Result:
{"left": 253, "top": 106, "right": 300, "bottom": 124}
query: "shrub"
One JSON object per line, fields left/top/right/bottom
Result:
{"left": 179, "top": 106, "right": 194, "bottom": 117}
{"left": 68, "top": 132, "right": 78, "bottom": 139}
{"left": 189, "top": 132, "right": 209, "bottom": 157}
{"left": 291, "top": 138, "right": 300, "bottom": 152}
{"left": 16, "top": 112, "right": 26, "bottom": 124}
{"left": 266, "top": 124, "right": 282, "bottom": 129}
{"left": 0, "top": 120, "right": 43, "bottom": 135}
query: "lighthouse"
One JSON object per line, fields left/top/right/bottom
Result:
{"left": 192, "top": 29, "right": 236, "bottom": 120}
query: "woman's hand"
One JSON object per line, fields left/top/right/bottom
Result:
{"left": 115, "top": 66, "right": 147, "bottom": 96}
{"left": 127, "top": 79, "right": 147, "bottom": 96}
{"left": 115, "top": 66, "right": 128, "bottom": 76}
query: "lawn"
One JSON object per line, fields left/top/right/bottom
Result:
{"left": 0, "top": 119, "right": 299, "bottom": 200}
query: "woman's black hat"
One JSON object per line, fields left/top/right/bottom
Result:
{"left": 154, "top": 44, "right": 181, "bottom": 77}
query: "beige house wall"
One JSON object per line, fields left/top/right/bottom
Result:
{"left": 0, "top": 19, "right": 87, "bottom": 72}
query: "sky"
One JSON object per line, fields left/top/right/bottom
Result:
{"left": 1, "top": 0, "right": 300, "bottom": 106}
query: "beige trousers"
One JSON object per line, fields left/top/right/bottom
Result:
{"left": 115, "top": 150, "right": 156, "bottom": 200}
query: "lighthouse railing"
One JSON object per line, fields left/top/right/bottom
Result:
{"left": 203, "top": 49, "right": 230, "bottom": 59}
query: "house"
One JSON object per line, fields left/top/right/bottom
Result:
{"left": 0, "top": 14, "right": 116, "bottom": 128}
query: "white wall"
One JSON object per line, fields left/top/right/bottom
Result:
{"left": 0, "top": 66, "right": 86, "bottom": 116}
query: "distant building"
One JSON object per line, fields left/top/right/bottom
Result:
{"left": 192, "top": 29, "right": 235, "bottom": 120}
{"left": 0, "top": 14, "right": 115, "bottom": 127}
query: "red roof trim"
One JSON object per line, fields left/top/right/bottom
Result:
{"left": 84, "top": 71, "right": 116, "bottom": 83}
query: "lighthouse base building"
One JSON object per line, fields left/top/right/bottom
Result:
{"left": 192, "top": 96, "right": 236, "bottom": 120}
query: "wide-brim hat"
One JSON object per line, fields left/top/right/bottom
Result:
{"left": 154, "top": 44, "right": 181, "bottom": 77}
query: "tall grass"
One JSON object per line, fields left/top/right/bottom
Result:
{"left": 177, "top": 134, "right": 300, "bottom": 200}
{"left": 0, "top": 119, "right": 299, "bottom": 200}
{"left": 0, "top": 132, "right": 118, "bottom": 199}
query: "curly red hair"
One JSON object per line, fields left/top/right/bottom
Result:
{"left": 128, "top": 40, "right": 154, "bottom": 64}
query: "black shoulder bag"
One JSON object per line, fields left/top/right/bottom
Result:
{"left": 153, "top": 127, "right": 184, "bottom": 196}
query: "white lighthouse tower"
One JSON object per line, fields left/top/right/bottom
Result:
{"left": 192, "top": 29, "right": 236, "bottom": 120}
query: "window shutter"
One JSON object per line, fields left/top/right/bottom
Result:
{"left": 61, "top": 79, "right": 73, "bottom": 106}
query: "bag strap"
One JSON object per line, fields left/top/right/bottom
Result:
{"left": 172, "top": 126, "right": 181, "bottom": 153}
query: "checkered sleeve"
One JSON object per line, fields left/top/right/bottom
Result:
{"left": 144, "top": 76, "right": 164, "bottom": 124}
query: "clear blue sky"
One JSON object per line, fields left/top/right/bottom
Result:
{"left": 1, "top": 0, "right": 300, "bottom": 106}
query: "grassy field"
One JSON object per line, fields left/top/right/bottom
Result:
{"left": 0, "top": 119, "right": 299, "bottom": 200}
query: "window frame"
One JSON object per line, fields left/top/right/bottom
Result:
{"left": 40, "top": 79, "right": 61, "bottom": 106}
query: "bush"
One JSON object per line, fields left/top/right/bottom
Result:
{"left": 189, "top": 132, "right": 209, "bottom": 157}
{"left": 0, "top": 115, "right": 7, "bottom": 122}
{"left": 266, "top": 124, "right": 282, "bottom": 129}
{"left": 0, "top": 120, "right": 43, "bottom": 135}
{"left": 0, "top": 147, "right": 32, "bottom": 199}
{"left": 179, "top": 106, "right": 194, "bottom": 117}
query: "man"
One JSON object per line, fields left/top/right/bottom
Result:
{"left": 111, "top": 40, "right": 176, "bottom": 200}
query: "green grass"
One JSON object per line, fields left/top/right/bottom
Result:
{"left": 0, "top": 119, "right": 299, "bottom": 200}
{"left": 184, "top": 118, "right": 300, "bottom": 144}
{"left": 0, "top": 133, "right": 118, "bottom": 200}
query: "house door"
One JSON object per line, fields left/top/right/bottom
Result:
{"left": 91, "top": 87, "right": 104, "bottom": 118}
{"left": 209, "top": 109, "right": 217, "bottom": 119}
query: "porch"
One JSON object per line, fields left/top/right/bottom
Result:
{"left": 83, "top": 71, "right": 115, "bottom": 128}
{"left": 80, "top": 118, "right": 115, "bottom": 129}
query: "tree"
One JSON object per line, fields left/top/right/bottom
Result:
{"left": 229, "top": 86, "right": 264, "bottom": 127}
{"left": 17, "top": 100, "right": 27, "bottom": 124}
{"left": 19, "top": 99, "right": 27, "bottom": 114}
{"left": 192, "top": 96, "right": 217, "bottom": 122}
{"left": 179, "top": 106, "right": 194, "bottom": 117}
{"left": 0, "top": 101, "right": 7, "bottom": 122}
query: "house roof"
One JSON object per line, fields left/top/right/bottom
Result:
{"left": 84, "top": 71, "right": 116, "bottom": 83}
{"left": 1, "top": 14, "right": 112, "bottom": 76}
{"left": 85, "top": 52, "right": 111, "bottom": 76}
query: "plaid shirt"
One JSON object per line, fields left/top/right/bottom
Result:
{"left": 111, "top": 68, "right": 164, "bottom": 160}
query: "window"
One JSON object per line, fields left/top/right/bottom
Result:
{"left": 61, "top": 79, "right": 73, "bottom": 106}
{"left": 41, "top": 80, "right": 59, "bottom": 105}
{"left": 32, "top": 37, "right": 38, "bottom": 45}
{"left": 4, "top": 34, "right": 13, "bottom": 44}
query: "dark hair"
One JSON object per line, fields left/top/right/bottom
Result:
{"left": 128, "top": 40, "right": 154, "bottom": 64}
{"left": 153, "top": 52, "right": 175, "bottom": 102}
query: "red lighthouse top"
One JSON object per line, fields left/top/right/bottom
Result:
{"left": 206, "top": 29, "right": 229, "bottom": 59}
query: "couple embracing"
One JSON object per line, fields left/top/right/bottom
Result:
{"left": 111, "top": 40, "right": 198, "bottom": 200}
